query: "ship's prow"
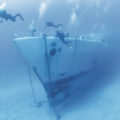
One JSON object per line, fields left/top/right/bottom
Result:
{"left": 14, "top": 34, "right": 109, "bottom": 105}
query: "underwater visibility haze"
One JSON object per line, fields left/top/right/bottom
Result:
{"left": 0, "top": 0, "right": 120, "bottom": 120}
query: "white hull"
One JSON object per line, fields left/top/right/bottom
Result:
{"left": 14, "top": 36, "right": 108, "bottom": 101}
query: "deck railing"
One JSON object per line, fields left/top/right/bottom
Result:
{"left": 13, "top": 32, "right": 107, "bottom": 44}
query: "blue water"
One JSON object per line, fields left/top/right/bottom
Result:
{"left": 0, "top": 0, "right": 120, "bottom": 120}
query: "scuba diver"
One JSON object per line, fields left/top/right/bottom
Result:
{"left": 56, "top": 30, "right": 72, "bottom": 48}
{"left": 0, "top": 10, "right": 24, "bottom": 22}
{"left": 28, "top": 20, "right": 37, "bottom": 36}
{"left": 45, "top": 21, "right": 63, "bottom": 29}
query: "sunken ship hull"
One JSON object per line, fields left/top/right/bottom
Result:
{"left": 14, "top": 35, "right": 108, "bottom": 103}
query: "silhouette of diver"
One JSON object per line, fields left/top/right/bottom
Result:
{"left": 28, "top": 20, "right": 36, "bottom": 36}
{"left": 45, "top": 21, "right": 63, "bottom": 28}
{"left": 56, "top": 31, "right": 72, "bottom": 48}
{"left": 0, "top": 10, "right": 24, "bottom": 22}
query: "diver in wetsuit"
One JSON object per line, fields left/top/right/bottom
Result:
{"left": 28, "top": 20, "right": 36, "bottom": 36}
{"left": 45, "top": 21, "right": 63, "bottom": 29}
{"left": 0, "top": 10, "right": 24, "bottom": 22}
{"left": 56, "top": 30, "right": 72, "bottom": 48}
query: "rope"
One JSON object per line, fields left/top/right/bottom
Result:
{"left": 44, "top": 34, "right": 53, "bottom": 96}
{"left": 44, "top": 34, "right": 61, "bottom": 120}
{"left": 28, "top": 64, "right": 41, "bottom": 107}
{"left": 68, "top": 37, "right": 77, "bottom": 77}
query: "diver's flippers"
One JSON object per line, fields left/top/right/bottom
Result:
{"left": 15, "top": 13, "right": 24, "bottom": 21}
{"left": 19, "top": 14, "right": 24, "bottom": 21}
